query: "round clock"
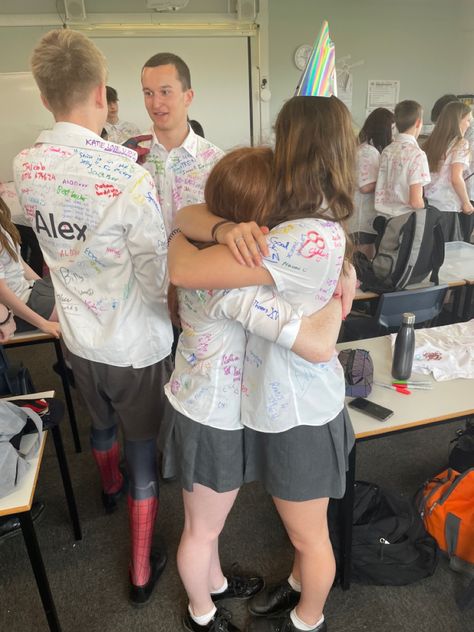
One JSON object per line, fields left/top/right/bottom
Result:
{"left": 294, "top": 44, "right": 312, "bottom": 71}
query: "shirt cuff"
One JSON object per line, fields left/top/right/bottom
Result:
{"left": 276, "top": 317, "right": 302, "bottom": 350}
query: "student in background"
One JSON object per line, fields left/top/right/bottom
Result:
{"left": 461, "top": 107, "right": 474, "bottom": 243}
{"left": 141, "top": 52, "right": 224, "bottom": 235}
{"left": 15, "top": 29, "right": 171, "bottom": 606}
{"left": 423, "top": 101, "right": 473, "bottom": 241}
{"left": 431, "top": 94, "right": 460, "bottom": 124}
{"left": 104, "top": 85, "right": 141, "bottom": 144}
{"left": 349, "top": 107, "right": 394, "bottom": 259}
{"left": 0, "top": 197, "right": 59, "bottom": 336}
{"left": 375, "top": 100, "right": 430, "bottom": 219}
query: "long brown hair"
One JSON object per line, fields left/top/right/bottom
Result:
{"left": 0, "top": 197, "right": 21, "bottom": 262}
{"left": 423, "top": 101, "right": 471, "bottom": 173}
{"left": 270, "top": 96, "right": 356, "bottom": 230}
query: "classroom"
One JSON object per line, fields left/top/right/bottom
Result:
{"left": 0, "top": 2, "right": 473, "bottom": 632}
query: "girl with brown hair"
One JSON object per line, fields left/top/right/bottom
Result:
{"left": 164, "top": 144, "right": 344, "bottom": 632}
{"left": 423, "top": 101, "right": 474, "bottom": 241}
{"left": 0, "top": 196, "right": 59, "bottom": 336}
{"left": 168, "top": 95, "right": 357, "bottom": 632}
{"left": 349, "top": 107, "right": 395, "bottom": 258}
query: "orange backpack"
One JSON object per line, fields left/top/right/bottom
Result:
{"left": 417, "top": 468, "right": 474, "bottom": 570}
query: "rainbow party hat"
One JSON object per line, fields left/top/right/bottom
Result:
{"left": 295, "top": 20, "right": 337, "bottom": 97}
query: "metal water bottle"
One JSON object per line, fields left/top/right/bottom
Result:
{"left": 391, "top": 313, "right": 416, "bottom": 380}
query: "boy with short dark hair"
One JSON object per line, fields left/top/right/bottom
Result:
{"left": 375, "top": 100, "right": 430, "bottom": 218}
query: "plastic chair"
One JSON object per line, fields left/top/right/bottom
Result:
{"left": 342, "top": 285, "right": 449, "bottom": 341}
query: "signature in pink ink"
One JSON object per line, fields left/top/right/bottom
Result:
{"left": 299, "top": 231, "right": 327, "bottom": 259}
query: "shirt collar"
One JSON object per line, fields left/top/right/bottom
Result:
{"left": 150, "top": 124, "right": 198, "bottom": 158}
{"left": 396, "top": 133, "right": 419, "bottom": 146}
{"left": 36, "top": 122, "right": 138, "bottom": 162}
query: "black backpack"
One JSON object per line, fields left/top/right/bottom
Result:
{"left": 449, "top": 419, "right": 474, "bottom": 473}
{"left": 357, "top": 206, "right": 445, "bottom": 293}
{"left": 331, "top": 481, "right": 439, "bottom": 585}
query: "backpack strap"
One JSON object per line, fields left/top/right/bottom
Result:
{"left": 429, "top": 223, "right": 445, "bottom": 285}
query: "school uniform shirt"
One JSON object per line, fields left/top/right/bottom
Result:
{"left": 13, "top": 122, "right": 172, "bottom": 368}
{"left": 142, "top": 126, "right": 224, "bottom": 234}
{"left": 424, "top": 138, "right": 470, "bottom": 213}
{"left": 463, "top": 122, "right": 474, "bottom": 200}
{"left": 0, "top": 181, "right": 29, "bottom": 227}
{"left": 0, "top": 229, "right": 33, "bottom": 302}
{"left": 241, "top": 218, "right": 346, "bottom": 433}
{"left": 375, "top": 134, "right": 430, "bottom": 218}
{"left": 165, "top": 286, "right": 303, "bottom": 431}
{"left": 349, "top": 142, "right": 380, "bottom": 235}
{"left": 104, "top": 119, "right": 141, "bottom": 144}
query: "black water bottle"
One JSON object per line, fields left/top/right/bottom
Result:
{"left": 391, "top": 312, "right": 416, "bottom": 380}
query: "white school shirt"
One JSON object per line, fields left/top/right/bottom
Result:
{"left": 463, "top": 122, "right": 474, "bottom": 200}
{"left": 375, "top": 134, "right": 430, "bottom": 218}
{"left": 165, "top": 286, "right": 302, "bottom": 431}
{"left": 142, "top": 126, "right": 224, "bottom": 234}
{"left": 13, "top": 122, "right": 172, "bottom": 368}
{"left": 0, "top": 229, "right": 33, "bottom": 302}
{"left": 424, "top": 138, "right": 470, "bottom": 213}
{"left": 0, "top": 181, "right": 29, "bottom": 227}
{"left": 349, "top": 142, "right": 380, "bottom": 235}
{"left": 104, "top": 119, "right": 141, "bottom": 145}
{"left": 240, "top": 218, "right": 346, "bottom": 433}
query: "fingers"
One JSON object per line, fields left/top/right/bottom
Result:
{"left": 220, "top": 221, "right": 269, "bottom": 267}
{"left": 340, "top": 263, "right": 357, "bottom": 320}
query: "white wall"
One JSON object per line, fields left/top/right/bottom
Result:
{"left": 268, "top": 0, "right": 474, "bottom": 129}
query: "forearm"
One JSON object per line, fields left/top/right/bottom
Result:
{"left": 409, "top": 184, "right": 425, "bottom": 209}
{"left": 21, "top": 258, "right": 41, "bottom": 281}
{"left": 452, "top": 173, "right": 473, "bottom": 211}
{"left": 174, "top": 204, "right": 224, "bottom": 241}
{"left": 0, "top": 280, "right": 47, "bottom": 329}
{"left": 291, "top": 298, "right": 343, "bottom": 363}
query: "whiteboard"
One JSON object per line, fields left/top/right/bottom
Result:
{"left": 0, "top": 36, "right": 252, "bottom": 182}
{"left": 91, "top": 36, "right": 251, "bottom": 151}
{"left": 0, "top": 72, "right": 54, "bottom": 182}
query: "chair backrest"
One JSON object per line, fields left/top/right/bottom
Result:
{"left": 375, "top": 285, "right": 449, "bottom": 330}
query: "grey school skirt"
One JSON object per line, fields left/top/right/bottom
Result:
{"left": 159, "top": 405, "right": 354, "bottom": 501}
{"left": 158, "top": 408, "right": 246, "bottom": 493}
{"left": 243, "top": 408, "right": 355, "bottom": 502}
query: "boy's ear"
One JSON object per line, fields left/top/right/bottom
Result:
{"left": 415, "top": 117, "right": 423, "bottom": 129}
{"left": 95, "top": 83, "right": 107, "bottom": 109}
{"left": 40, "top": 93, "right": 53, "bottom": 113}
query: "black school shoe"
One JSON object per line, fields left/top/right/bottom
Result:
{"left": 247, "top": 612, "right": 327, "bottom": 632}
{"left": 0, "top": 502, "right": 45, "bottom": 544}
{"left": 212, "top": 573, "right": 264, "bottom": 602}
{"left": 248, "top": 580, "right": 299, "bottom": 617}
{"left": 183, "top": 606, "right": 242, "bottom": 631}
{"left": 129, "top": 550, "right": 168, "bottom": 607}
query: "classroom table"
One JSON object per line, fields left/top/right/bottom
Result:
{"left": 336, "top": 334, "right": 474, "bottom": 589}
{"left": 3, "top": 331, "right": 81, "bottom": 452}
{"left": 1, "top": 391, "right": 83, "bottom": 632}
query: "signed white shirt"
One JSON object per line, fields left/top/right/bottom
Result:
{"left": 165, "top": 286, "right": 302, "bottom": 431}
{"left": 375, "top": 134, "right": 430, "bottom": 218}
{"left": 241, "top": 218, "right": 346, "bottom": 433}
{"left": 143, "top": 126, "right": 224, "bottom": 234}
{"left": 13, "top": 122, "right": 172, "bottom": 367}
{"left": 424, "top": 138, "right": 470, "bottom": 212}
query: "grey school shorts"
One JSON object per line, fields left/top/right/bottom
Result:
{"left": 68, "top": 352, "right": 173, "bottom": 442}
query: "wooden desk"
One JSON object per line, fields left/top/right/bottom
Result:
{"left": 337, "top": 335, "right": 474, "bottom": 589}
{"left": 3, "top": 331, "right": 81, "bottom": 452}
{"left": 0, "top": 433, "right": 62, "bottom": 632}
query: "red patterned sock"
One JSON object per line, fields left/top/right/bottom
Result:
{"left": 128, "top": 495, "right": 158, "bottom": 587}
{"left": 91, "top": 441, "right": 123, "bottom": 494}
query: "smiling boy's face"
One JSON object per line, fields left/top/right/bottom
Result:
{"left": 141, "top": 64, "right": 194, "bottom": 136}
